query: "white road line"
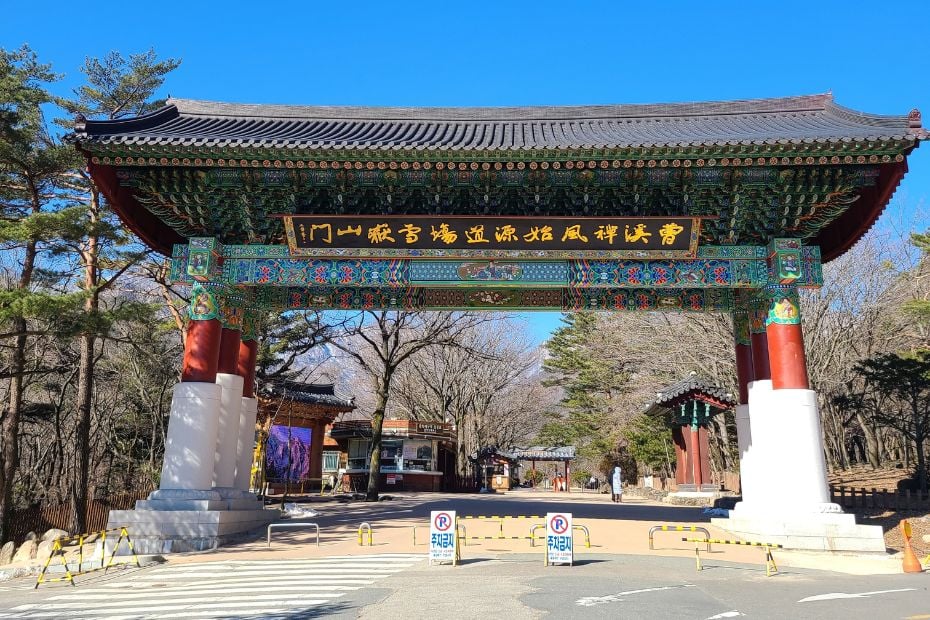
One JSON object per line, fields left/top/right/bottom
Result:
{"left": 143, "top": 563, "right": 417, "bottom": 573}
{"left": 49, "top": 585, "right": 363, "bottom": 599}
{"left": 14, "top": 594, "right": 329, "bottom": 618}
{"left": 105, "top": 577, "right": 380, "bottom": 588}
{"left": 149, "top": 607, "right": 339, "bottom": 619}
{"left": 0, "top": 553, "right": 423, "bottom": 619}
{"left": 123, "top": 573, "right": 398, "bottom": 585}
{"left": 798, "top": 588, "right": 916, "bottom": 602}
{"left": 138, "top": 564, "right": 410, "bottom": 574}
{"left": 706, "top": 612, "right": 744, "bottom": 619}
{"left": 130, "top": 567, "right": 404, "bottom": 577}
{"left": 146, "top": 557, "right": 423, "bottom": 569}
{"left": 5, "top": 599, "right": 333, "bottom": 618}
{"left": 576, "top": 584, "right": 697, "bottom": 607}
{"left": 19, "top": 592, "right": 345, "bottom": 610}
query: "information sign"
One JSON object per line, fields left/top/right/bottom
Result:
{"left": 429, "top": 510, "right": 457, "bottom": 565}
{"left": 546, "top": 512, "right": 573, "bottom": 566}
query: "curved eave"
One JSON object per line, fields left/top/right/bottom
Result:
{"left": 85, "top": 157, "right": 183, "bottom": 255}
{"left": 814, "top": 159, "right": 911, "bottom": 262}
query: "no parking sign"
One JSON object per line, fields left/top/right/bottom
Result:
{"left": 429, "top": 510, "right": 457, "bottom": 565}
{"left": 546, "top": 512, "right": 573, "bottom": 566}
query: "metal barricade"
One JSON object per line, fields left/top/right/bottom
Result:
{"left": 35, "top": 526, "right": 140, "bottom": 588}
{"left": 573, "top": 525, "right": 591, "bottom": 549}
{"left": 267, "top": 522, "right": 320, "bottom": 548}
{"left": 682, "top": 537, "right": 782, "bottom": 577}
{"left": 648, "top": 524, "right": 711, "bottom": 551}
{"left": 529, "top": 524, "right": 546, "bottom": 547}
{"left": 530, "top": 524, "right": 590, "bottom": 548}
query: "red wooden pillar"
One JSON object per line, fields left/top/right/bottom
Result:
{"left": 181, "top": 320, "right": 222, "bottom": 383}
{"left": 765, "top": 287, "right": 810, "bottom": 389}
{"left": 733, "top": 305, "right": 755, "bottom": 403}
{"left": 690, "top": 425, "right": 703, "bottom": 487}
{"left": 698, "top": 427, "right": 712, "bottom": 486}
{"left": 237, "top": 339, "right": 258, "bottom": 397}
{"left": 749, "top": 303, "right": 771, "bottom": 381}
{"left": 217, "top": 328, "right": 241, "bottom": 376}
{"left": 674, "top": 426, "right": 690, "bottom": 484}
{"left": 237, "top": 312, "right": 259, "bottom": 398}
{"left": 309, "top": 420, "right": 325, "bottom": 482}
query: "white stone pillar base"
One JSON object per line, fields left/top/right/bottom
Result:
{"left": 213, "top": 373, "right": 244, "bottom": 488}
{"left": 732, "top": 380, "right": 839, "bottom": 517}
{"left": 734, "top": 404, "right": 754, "bottom": 504}
{"left": 235, "top": 397, "right": 259, "bottom": 492}
{"left": 159, "top": 382, "right": 222, "bottom": 491}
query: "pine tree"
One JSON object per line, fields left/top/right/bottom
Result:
{"left": 538, "top": 312, "right": 632, "bottom": 469}
{"left": 0, "top": 45, "right": 82, "bottom": 542}
{"left": 58, "top": 49, "right": 179, "bottom": 532}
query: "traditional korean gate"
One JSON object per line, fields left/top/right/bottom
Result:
{"left": 72, "top": 93, "right": 926, "bottom": 551}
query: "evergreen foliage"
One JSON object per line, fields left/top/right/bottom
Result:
{"left": 622, "top": 414, "right": 673, "bottom": 477}
{"left": 539, "top": 312, "right": 632, "bottom": 470}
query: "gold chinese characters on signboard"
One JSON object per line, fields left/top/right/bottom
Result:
{"left": 283, "top": 216, "right": 701, "bottom": 258}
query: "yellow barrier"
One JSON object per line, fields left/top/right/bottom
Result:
{"left": 35, "top": 526, "right": 140, "bottom": 588}
{"left": 461, "top": 515, "right": 546, "bottom": 538}
{"left": 648, "top": 524, "right": 711, "bottom": 551}
{"left": 461, "top": 515, "right": 544, "bottom": 519}
{"left": 529, "top": 524, "right": 591, "bottom": 548}
{"left": 682, "top": 537, "right": 781, "bottom": 577}
{"left": 358, "top": 522, "right": 373, "bottom": 546}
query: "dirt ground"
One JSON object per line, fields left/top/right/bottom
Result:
{"left": 828, "top": 465, "right": 929, "bottom": 558}
{"left": 829, "top": 464, "right": 919, "bottom": 491}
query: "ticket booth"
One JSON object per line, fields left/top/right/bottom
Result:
{"left": 471, "top": 447, "right": 519, "bottom": 491}
{"left": 329, "top": 419, "right": 457, "bottom": 491}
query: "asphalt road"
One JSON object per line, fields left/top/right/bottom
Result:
{"left": 1, "top": 552, "right": 926, "bottom": 619}
{"left": 1, "top": 493, "right": 925, "bottom": 618}
{"left": 353, "top": 553, "right": 930, "bottom": 620}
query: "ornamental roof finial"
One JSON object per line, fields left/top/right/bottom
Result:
{"left": 908, "top": 108, "right": 922, "bottom": 128}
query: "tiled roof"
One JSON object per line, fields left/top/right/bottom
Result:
{"left": 644, "top": 373, "right": 735, "bottom": 416}
{"left": 470, "top": 446, "right": 520, "bottom": 463}
{"left": 73, "top": 94, "right": 926, "bottom": 152}
{"left": 262, "top": 380, "right": 355, "bottom": 410}
{"left": 511, "top": 446, "right": 576, "bottom": 461}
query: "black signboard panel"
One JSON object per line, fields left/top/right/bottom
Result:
{"left": 283, "top": 216, "right": 700, "bottom": 258}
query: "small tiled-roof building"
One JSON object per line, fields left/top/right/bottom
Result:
{"left": 645, "top": 373, "right": 735, "bottom": 493}
{"left": 258, "top": 381, "right": 355, "bottom": 491}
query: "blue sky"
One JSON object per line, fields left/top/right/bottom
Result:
{"left": 6, "top": 1, "right": 930, "bottom": 344}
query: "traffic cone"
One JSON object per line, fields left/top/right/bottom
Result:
{"left": 901, "top": 519, "right": 924, "bottom": 573}
{"left": 902, "top": 537, "right": 923, "bottom": 573}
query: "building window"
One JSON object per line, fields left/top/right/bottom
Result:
{"left": 323, "top": 451, "right": 340, "bottom": 472}
{"left": 402, "top": 440, "right": 435, "bottom": 471}
{"left": 348, "top": 439, "right": 370, "bottom": 470}
{"left": 380, "top": 440, "right": 403, "bottom": 471}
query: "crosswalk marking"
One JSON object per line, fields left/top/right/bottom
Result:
{"left": 0, "top": 553, "right": 425, "bottom": 619}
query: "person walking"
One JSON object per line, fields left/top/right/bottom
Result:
{"left": 611, "top": 466, "right": 623, "bottom": 503}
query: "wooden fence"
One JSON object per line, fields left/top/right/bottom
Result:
{"left": 637, "top": 471, "right": 741, "bottom": 494}
{"left": 7, "top": 490, "right": 152, "bottom": 545}
{"left": 830, "top": 485, "right": 930, "bottom": 511}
